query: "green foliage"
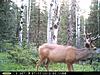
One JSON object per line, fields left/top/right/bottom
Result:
{"left": 58, "top": 1, "right": 69, "bottom": 45}
{"left": 7, "top": 44, "right": 38, "bottom": 66}
{"left": 92, "top": 62, "right": 100, "bottom": 71}
{"left": 0, "top": 1, "right": 20, "bottom": 50}
{"left": 29, "top": 0, "right": 47, "bottom": 48}
{"left": 0, "top": 51, "right": 35, "bottom": 71}
{"left": 0, "top": 41, "right": 14, "bottom": 52}
{"left": 90, "top": 54, "right": 100, "bottom": 71}
{"left": 73, "top": 64, "right": 93, "bottom": 71}
{"left": 0, "top": 52, "right": 97, "bottom": 71}
{"left": 86, "top": 0, "right": 100, "bottom": 47}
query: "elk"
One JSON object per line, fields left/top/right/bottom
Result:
{"left": 85, "top": 32, "right": 96, "bottom": 49}
{"left": 36, "top": 33, "right": 96, "bottom": 71}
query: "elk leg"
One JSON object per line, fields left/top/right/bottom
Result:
{"left": 44, "top": 59, "right": 49, "bottom": 71}
{"left": 67, "top": 63, "right": 73, "bottom": 72}
{"left": 45, "top": 64, "right": 49, "bottom": 71}
{"left": 36, "top": 60, "right": 41, "bottom": 71}
{"left": 71, "top": 64, "right": 74, "bottom": 71}
{"left": 36, "top": 58, "right": 45, "bottom": 71}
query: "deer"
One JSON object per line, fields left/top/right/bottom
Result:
{"left": 36, "top": 33, "right": 96, "bottom": 71}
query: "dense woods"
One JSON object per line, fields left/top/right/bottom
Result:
{"left": 0, "top": 0, "right": 100, "bottom": 71}
{"left": 86, "top": 0, "right": 100, "bottom": 47}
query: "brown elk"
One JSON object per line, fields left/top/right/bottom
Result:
{"left": 36, "top": 41, "right": 95, "bottom": 71}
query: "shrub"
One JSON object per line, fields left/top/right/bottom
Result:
{"left": 0, "top": 41, "right": 14, "bottom": 52}
{"left": 90, "top": 53, "right": 100, "bottom": 71}
{"left": 7, "top": 43, "right": 38, "bottom": 66}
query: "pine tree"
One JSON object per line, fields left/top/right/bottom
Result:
{"left": 0, "top": 0, "right": 20, "bottom": 50}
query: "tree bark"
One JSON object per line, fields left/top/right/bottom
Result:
{"left": 67, "top": 0, "right": 76, "bottom": 46}
{"left": 76, "top": 4, "right": 81, "bottom": 48}
{"left": 26, "top": 0, "right": 31, "bottom": 46}
{"left": 47, "top": 0, "right": 54, "bottom": 43}
{"left": 52, "top": 0, "right": 61, "bottom": 44}
{"left": 19, "top": 0, "right": 24, "bottom": 47}
{"left": 47, "top": 0, "right": 61, "bottom": 44}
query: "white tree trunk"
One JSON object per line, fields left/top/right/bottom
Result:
{"left": 76, "top": 4, "right": 81, "bottom": 48}
{"left": 47, "top": 0, "right": 55, "bottom": 43}
{"left": 52, "top": 0, "right": 61, "bottom": 44}
{"left": 19, "top": 0, "right": 24, "bottom": 47}
{"left": 19, "top": 18, "right": 23, "bottom": 47}
{"left": 26, "top": 0, "right": 31, "bottom": 45}
{"left": 47, "top": 0, "right": 61, "bottom": 44}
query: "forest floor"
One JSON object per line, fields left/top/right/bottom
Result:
{"left": 0, "top": 52, "right": 94, "bottom": 71}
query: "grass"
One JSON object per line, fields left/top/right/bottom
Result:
{"left": 0, "top": 52, "right": 96, "bottom": 71}
{"left": 37, "top": 63, "right": 94, "bottom": 71}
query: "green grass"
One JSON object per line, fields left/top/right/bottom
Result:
{"left": 0, "top": 52, "right": 95, "bottom": 71}
{"left": 37, "top": 63, "right": 94, "bottom": 71}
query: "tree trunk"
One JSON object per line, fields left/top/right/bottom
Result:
{"left": 47, "top": 0, "right": 54, "bottom": 44}
{"left": 37, "top": 0, "right": 40, "bottom": 48}
{"left": 47, "top": 0, "right": 61, "bottom": 44}
{"left": 26, "top": 0, "right": 31, "bottom": 46}
{"left": 67, "top": 0, "right": 76, "bottom": 46}
{"left": 52, "top": 0, "right": 61, "bottom": 44}
{"left": 76, "top": 4, "right": 81, "bottom": 48}
{"left": 19, "top": 0, "right": 24, "bottom": 47}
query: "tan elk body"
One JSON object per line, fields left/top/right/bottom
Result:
{"left": 36, "top": 43, "right": 94, "bottom": 71}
